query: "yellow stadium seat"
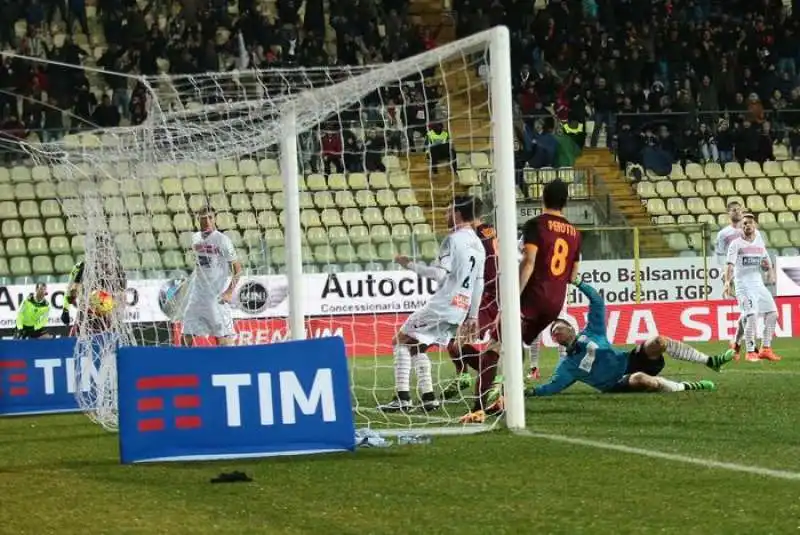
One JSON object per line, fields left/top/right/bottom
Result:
{"left": 162, "top": 250, "right": 185, "bottom": 270}
{"left": 197, "top": 161, "right": 217, "bottom": 177}
{"left": 377, "top": 242, "right": 398, "bottom": 261}
{"left": 300, "top": 210, "right": 321, "bottom": 227}
{"left": 790, "top": 229, "right": 800, "bottom": 245}
{"left": 158, "top": 232, "right": 179, "bottom": 250}
{"left": 265, "top": 175, "right": 283, "bottom": 192}
{"left": 676, "top": 180, "right": 697, "bottom": 197}
{"left": 397, "top": 189, "right": 417, "bottom": 206}
{"left": 251, "top": 193, "right": 272, "bottom": 211}
{"left": 655, "top": 215, "right": 676, "bottom": 225}
{"left": 15, "top": 183, "right": 35, "bottom": 200}
{"left": 348, "top": 225, "right": 369, "bottom": 243}
{"left": 182, "top": 176, "right": 203, "bottom": 195}
{"left": 667, "top": 198, "right": 687, "bottom": 215}
{"left": 787, "top": 194, "right": 800, "bottom": 211}
{"left": 31, "top": 166, "right": 50, "bottom": 182}
{"left": 239, "top": 159, "right": 259, "bottom": 176}
{"left": 11, "top": 166, "right": 30, "bottom": 182}
{"left": 687, "top": 198, "right": 707, "bottom": 215}
{"left": 126, "top": 196, "right": 146, "bottom": 214}
{"left": 370, "top": 225, "right": 392, "bottom": 244}
{"left": 214, "top": 212, "right": 235, "bottom": 231}
{"left": 335, "top": 244, "right": 357, "bottom": 263}
{"left": 754, "top": 177, "right": 776, "bottom": 195}
{"left": 335, "top": 190, "right": 356, "bottom": 208}
{"left": 259, "top": 159, "right": 280, "bottom": 176}
{"left": 715, "top": 179, "right": 736, "bottom": 196}
{"left": 50, "top": 235, "right": 70, "bottom": 254}
{"left": 356, "top": 190, "right": 377, "bottom": 207}
{"left": 257, "top": 211, "right": 280, "bottom": 229}
{"left": 307, "top": 227, "right": 327, "bottom": 245}
{"left": 299, "top": 191, "right": 314, "bottom": 210}
{"left": 23, "top": 219, "right": 44, "bottom": 237}
{"left": 0, "top": 184, "right": 12, "bottom": 201}
{"left": 695, "top": 179, "right": 715, "bottom": 197}
{"left": 378, "top": 207, "right": 401, "bottom": 225}
{"left": 100, "top": 179, "right": 120, "bottom": 197}
{"left": 743, "top": 161, "right": 764, "bottom": 177}
{"left": 6, "top": 237, "right": 26, "bottom": 256}
{"left": 778, "top": 212, "right": 798, "bottom": 228}
{"left": 141, "top": 252, "right": 163, "bottom": 270}
{"left": 684, "top": 163, "right": 704, "bottom": 180}
{"left": 775, "top": 177, "right": 795, "bottom": 195}
{"left": 783, "top": 160, "right": 800, "bottom": 177}
{"left": 458, "top": 169, "right": 480, "bottom": 186}
{"left": 231, "top": 193, "right": 252, "bottom": 212}
{"left": 314, "top": 245, "right": 336, "bottom": 264}
{"left": 646, "top": 198, "right": 667, "bottom": 216}
{"left": 217, "top": 160, "right": 238, "bottom": 177}
{"left": 224, "top": 175, "right": 246, "bottom": 194}
{"left": 704, "top": 163, "right": 724, "bottom": 179}
{"left": 724, "top": 162, "right": 745, "bottom": 178}
{"left": 171, "top": 213, "right": 192, "bottom": 232}
{"left": 53, "top": 254, "right": 73, "bottom": 273}
{"left": 697, "top": 214, "right": 717, "bottom": 229}
{"left": 314, "top": 191, "right": 335, "bottom": 209}
{"left": 272, "top": 192, "right": 286, "bottom": 210}
{"left": 376, "top": 189, "right": 398, "bottom": 207}
{"left": 769, "top": 229, "right": 791, "bottom": 249}
{"left": 636, "top": 181, "right": 656, "bottom": 198}
{"left": 35, "top": 182, "right": 56, "bottom": 200}
{"left": 306, "top": 174, "right": 327, "bottom": 191}
{"left": 328, "top": 226, "right": 349, "bottom": 244}
{"left": 204, "top": 176, "right": 225, "bottom": 195}
{"left": 369, "top": 172, "right": 390, "bottom": 189}
{"left": 262, "top": 229, "right": 283, "bottom": 247}
{"left": 135, "top": 233, "right": 158, "bottom": 251}
{"left": 413, "top": 224, "right": 434, "bottom": 242}
{"left": 764, "top": 161, "right": 784, "bottom": 177}
{"left": 666, "top": 233, "right": 688, "bottom": 251}
{"left": 244, "top": 175, "right": 266, "bottom": 193}
{"left": 677, "top": 214, "right": 696, "bottom": 225}
{"left": 726, "top": 195, "right": 745, "bottom": 208}
{"left": 10, "top": 257, "right": 32, "bottom": 276}
{"left": 768, "top": 195, "right": 789, "bottom": 212}
{"left": 327, "top": 173, "right": 348, "bottom": 190}
{"left": 321, "top": 209, "right": 343, "bottom": 227}
{"left": 236, "top": 212, "right": 258, "bottom": 230}
{"left": 19, "top": 200, "right": 39, "bottom": 219}
{"left": 758, "top": 212, "right": 779, "bottom": 230}
{"left": 348, "top": 173, "right": 368, "bottom": 190}
{"left": 389, "top": 173, "right": 411, "bottom": 189}
{"left": 735, "top": 179, "right": 756, "bottom": 195}
{"left": 707, "top": 197, "right": 727, "bottom": 214}
{"left": 130, "top": 215, "right": 152, "bottom": 233}
{"left": 392, "top": 224, "right": 411, "bottom": 242}
{"left": 671, "top": 163, "right": 687, "bottom": 180}
{"left": 746, "top": 195, "right": 767, "bottom": 212}
{"left": 420, "top": 241, "right": 439, "bottom": 261}
{"left": 343, "top": 208, "right": 365, "bottom": 226}
{"left": 357, "top": 243, "right": 378, "bottom": 262}
{"left": 28, "top": 237, "right": 49, "bottom": 256}
{"left": 71, "top": 235, "right": 85, "bottom": 254}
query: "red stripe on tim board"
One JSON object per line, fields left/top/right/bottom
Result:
{"left": 173, "top": 395, "right": 200, "bottom": 409}
{"left": 137, "top": 418, "right": 165, "bottom": 432}
{"left": 0, "top": 361, "right": 26, "bottom": 369}
{"left": 136, "top": 375, "right": 199, "bottom": 390}
{"left": 137, "top": 397, "right": 164, "bottom": 411}
{"left": 175, "top": 416, "right": 202, "bottom": 429}
{"left": 9, "top": 387, "right": 28, "bottom": 396}
{"left": 8, "top": 374, "right": 26, "bottom": 383}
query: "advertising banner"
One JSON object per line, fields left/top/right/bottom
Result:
{"left": 776, "top": 256, "right": 800, "bottom": 296}
{"left": 0, "top": 338, "right": 84, "bottom": 416}
{"left": 117, "top": 337, "right": 355, "bottom": 463}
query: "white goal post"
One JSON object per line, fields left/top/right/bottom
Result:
{"left": 9, "top": 26, "right": 524, "bottom": 433}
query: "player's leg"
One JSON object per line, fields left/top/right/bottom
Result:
{"left": 640, "top": 335, "right": 733, "bottom": 371}
{"left": 624, "top": 372, "right": 717, "bottom": 393}
{"left": 443, "top": 339, "right": 477, "bottom": 399}
{"left": 212, "top": 302, "right": 237, "bottom": 347}
{"left": 527, "top": 332, "right": 542, "bottom": 380}
{"left": 181, "top": 305, "right": 212, "bottom": 347}
{"left": 736, "top": 292, "right": 760, "bottom": 361}
{"left": 730, "top": 315, "right": 745, "bottom": 359}
{"left": 755, "top": 287, "right": 781, "bottom": 361}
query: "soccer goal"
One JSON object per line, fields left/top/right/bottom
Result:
{"left": 17, "top": 26, "right": 524, "bottom": 434}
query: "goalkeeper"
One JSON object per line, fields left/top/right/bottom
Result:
{"left": 525, "top": 279, "right": 734, "bottom": 398}
{"left": 15, "top": 283, "right": 53, "bottom": 339}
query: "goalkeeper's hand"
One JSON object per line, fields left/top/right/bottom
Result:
{"left": 61, "top": 308, "right": 71, "bottom": 325}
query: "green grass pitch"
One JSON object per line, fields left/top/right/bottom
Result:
{"left": 1, "top": 339, "right": 799, "bottom": 534}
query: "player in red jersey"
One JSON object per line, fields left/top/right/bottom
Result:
{"left": 443, "top": 202, "right": 499, "bottom": 403}
{"left": 461, "top": 179, "right": 581, "bottom": 423}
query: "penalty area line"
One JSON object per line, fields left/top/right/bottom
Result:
{"left": 514, "top": 429, "right": 800, "bottom": 482}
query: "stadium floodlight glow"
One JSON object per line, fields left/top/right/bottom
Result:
{"left": 9, "top": 25, "right": 524, "bottom": 434}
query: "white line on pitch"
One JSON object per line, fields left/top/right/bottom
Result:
{"left": 514, "top": 429, "right": 800, "bottom": 482}
{"left": 722, "top": 369, "right": 800, "bottom": 376}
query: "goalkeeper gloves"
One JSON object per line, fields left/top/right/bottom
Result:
{"left": 61, "top": 308, "right": 71, "bottom": 325}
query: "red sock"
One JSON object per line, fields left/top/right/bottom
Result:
{"left": 448, "top": 343, "right": 480, "bottom": 373}
{"left": 474, "top": 350, "right": 500, "bottom": 411}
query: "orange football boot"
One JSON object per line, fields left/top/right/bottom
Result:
{"left": 758, "top": 347, "right": 782, "bottom": 362}
{"left": 745, "top": 351, "right": 760, "bottom": 362}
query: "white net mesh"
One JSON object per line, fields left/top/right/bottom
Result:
{"left": 18, "top": 28, "right": 506, "bottom": 433}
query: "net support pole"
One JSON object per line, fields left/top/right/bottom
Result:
{"left": 489, "top": 26, "right": 525, "bottom": 430}
{"left": 280, "top": 108, "right": 306, "bottom": 340}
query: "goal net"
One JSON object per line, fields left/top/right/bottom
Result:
{"left": 20, "top": 26, "right": 523, "bottom": 434}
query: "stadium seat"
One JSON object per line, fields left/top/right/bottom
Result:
{"left": 244, "top": 175, "right": 266, "bottom": 193}
{"left": 238, "top": 159, "right": 258, "bottom": 176}
{"left": 746, "top": 195, "right": 767, "bottom": 212}
{"left": 19, "top": 200, "right": 40, "bottom": 219}
{"left": 754, "top": 177, "right": 776, "bottom": 195}
{"left": 251, "top": 193, "right": 272, "bottom": 211}
{"left": 265, "top": 175, "right": 283, "bottom": 192}
{"left": 231, "top": 193, "right": 252, "bottom": 212}
{"left": 676, "top": 180, "right": 697, "bottom": 197}
{"left": 646, "top": 198, "right": 667, "bottom": 216}
{"left": 370, "top": 225, "right": 392, "bottom": 243}
{"left": 272, "top": 192, "right": 286, "bottom": 210}
{"left": 655, "top": 215, "right": 676, "bottom": 225}
{"left": 348, "top": 225, "right": 369, "bottom": 244}
{"left": 715, "top": 179, "right": 735, "bottom": 196}
{"left": 695, "top": 179, "right": 715, "bottom": 197}
{"left": 235, "top": 211, "right": 256, "bottom": 230}
{"left": 389, "top": 173, "right": 411, "bottom": 189}
{"left": 49, "top": 236, "right": 70, "bottom": 254}
{"left": 28, "top": 237, "right": 48, "bottom": 255}
{"left": 314, "top": 245, "right": 336, "bottom": 264}
{"left": 158, "top": 232, "right": 179, "bottom": 250}
{"left": 704, "top": 163, "right": 724, "bottom": 179}
{"left": 677, "top": 214, "right": 696, "bottom": 225}
{"left": 392, "top": 224, "right": 411, "bottom": 242}
{"left": 787, "top": 194, "right": 800, "bottom": 211}
{"left": 204, "top": 176, "right": 225, "bottom": 195}
{"left": 130, "top": 215, "right": 152, "bottom": 233}
{"left": 10, "top": 257, "right": 31, "bottom": 276}
{"left": 71, "top": 235, "right": 85, "bottom": 254}
{"left": 126, "top": 196, "right": 146, "bottom": 214}
{"left": 769, "top": 195, "right": 789, "bottom": 212}
{"left": 778, "top": 212, "right": 798, "bottom": 228}
{"left": 790, "top": 229, "right": 800, "bottom": 245}
{"left": 31, "top": 165, "right": 50, "bottom": 182}
{"left": 735, "top": 179, "right": 756, "bottom": 195}
{"left": 259, "top": 159, "right": 280, "bottom": 176}
{"left": 458, "top": 169, "right": 479, "bottom": 186}
{"left": 356, "top": 190, "right": 377, "bottom": 207}
{"left": 759, "top": 212, "right": 779, "bottom": 230}
{"left": 706, "top": 197, "right": 726, "bottom": 214}
{"left": 726, "top": 195, "right": 745, "bottom": 208}
{"left": 162, "top": 250, "right": 184, "bottom": 269}
{"left": 224, "top": 175, "right": 246, "bottom": 194}
{"left": 6, "top": 238, "right": 26, "bottom": 256}
{"left": 307, "top": 174, "right": 327, "bottom": 191}
{"left": 687, "top": 197, "right": 707, "bottom": 215}
{"left": 724, "top": 162, "right": 745, "bottom": 178}
{"left": 31, "top": 255, "right": 53, "bottom": 274}
{"left": 321, "top": 208, "right": 343, "bottom": 227}
{"left": 769, "top": 229, "right": 791, "bottom": 248}
{"left": 35, "top": 182, "right": 57, "bottom": 199}
{"left": 342, "top": 208, "right": 365, "bottom": 226}
{"left": 54, "top": 254, "right": 73, "bottom": 274}
{"left": 1, "top": 220, "right": 21, "bottom": 237}
{"left": 327, "top": 173, "right": 348, "bottom": 190}
{"left": 335, "top": 244, "right": 357, "bottom": 263}
{"left": 684, "top": 163, "right": 704, "bottom": 180}
{"left": 397, "top": 189, "right": 417, "bottom": 206}
{"left": 307, "top": 227, "right": 327, "bottom": 245}
{"left": 764, "top": 161, "right": 784, "bottom": 177}
{"left": 357, "top": 243, "right": 378, "bottom": 262}
{"left": 404, "top": 206, "right": 425, "bottom": 224}
{"left": 15, "top": 183, "right": 35, "bottom": 200}
{"left": 775, "top": 176, "right": 795, "bottom": 195}
{"left": 783, "top": 247, "right": 800, "bottom": 256}
{"left": 376, "top": 189, "right": 398, "bottom": 207}
{"left": 420, "top": 240, "right": 438, "bottom": 261}
{"left": 382, "top": 207, "right": 404, "bottom": 225}
{"left": 334, "top": 190, "right": 356, "bottom": 208}
{"left": 369, "top": 172, "right": 390, "bottom": 189}
{"left": 348, "top": 173, "right": 369, "bottom": 190}
{"left": 743, "top": 161, "right": 764, "bottom": 177}
{"left": 666, "top": 198, "right": 687, "bottom": 215}
{"left": 40, "top": 200, "right": 61, "bottom": 218}
{"left": 636, "top": 181, "right": 656, "bottom": 198}
{"left": 328, "top": 226, "right": 349, "bottom": 244}
{"left": 314, "top": 191, "right": 335, "bottom": 209}
{"left": 697, "top": 213, "right": 717, "bottom": 229}
{"left": 377, "top": 242, "right": 397, "bottom": 261}
{"left": 11, "top": 166, "right": 30, "bottom": 183}
{"left": 666, "top": 233, "right": 688, "bottom": 250}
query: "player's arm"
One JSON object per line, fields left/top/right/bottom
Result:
{"left": 528, "top": 360, "right": 576, "bottom": 396}
{"left": 221, "top": 237, "right": 242, "bottom": 301}
{"left": 519, "top": 220, "right": 538, "bottom": 293}
{"left": 468, "top": 255, "right": 485, "bottom": 320}
{"left": 400, "top": 236, "right": 451, "bottom": 283}
{"left": 15, "top": 298, "right": 31, "bottom": 332}
{"left": 762, "top": 252, "right": 776, "bottom": 285}
{"left": 724, "top": 242, "right": 737, "bottom": 297}
{"left": 575, "top": 281, "right": 606, "bottom": 337}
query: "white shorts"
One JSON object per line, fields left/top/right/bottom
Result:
{"left": 182, "top": 301, "right": 236, "bottom": 338}
{"left": 736, "top": 286, "right": 777, "bottom": 316}
{"left": 400, "top": 308, "right": 459, "bottom": 347}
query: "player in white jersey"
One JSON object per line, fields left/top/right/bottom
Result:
{"left": 724, "top": 214, "right": 781, "bottom": 362}
{"left": 716, "top": 201, "right": 765, "bottom": 356}
{"left": 182, "top": 206, "right": 243, "bottom": 346}
{"left": 378, "top": 196, "right": 486, "bottom": 413}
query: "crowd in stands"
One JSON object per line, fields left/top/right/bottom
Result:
{"left": 0, "top": 0, "right": 444, "bottom": 168}
{"left": 453, "top": 0, "right": 800, "bottom": 170}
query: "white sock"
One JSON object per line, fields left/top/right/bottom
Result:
{"left": 761, "top": 311, "right": 777, "bottom": 348}
{"left": 394, "top": 344, "right": 412, "bottom": 393}
{"left": 655, "top": 377, "right": 686, "bottom": 392}
{"left": 665, "top": 339, "right": 709, "bottom": 364}
{"left": 529, "top": 334, "right": 542, "bottom": 369}
{"left": 733, "top": 317, "right": 745, "bottom": 345}
{"left": 413, "top": 352, "right": 433, "bottom": 395}
{"left": 744, "top": 314, "right": 757, "bottom": 353}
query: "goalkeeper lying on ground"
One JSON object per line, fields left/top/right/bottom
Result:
{"left": 526, "top": 278, "right": 734, "bottom": 397}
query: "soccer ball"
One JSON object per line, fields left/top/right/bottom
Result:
{"left": 89, "top": 290, "right": 114, "bottom": 316}
{"left": 158, "top": 277, "right": 188, "bottom": 321}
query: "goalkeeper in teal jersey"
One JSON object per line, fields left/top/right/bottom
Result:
{"left": 527, "top": 279, "right": 735, "bottom": 397}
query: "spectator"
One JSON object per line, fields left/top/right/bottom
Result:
{"left": 321, "top": 130, "right": 344, "bottom": 174}
{"left": 93, "top": 95, "right": 121, "bottom": 128}
{"left": 425, "top": 122, "right": 455, "bottom": 176}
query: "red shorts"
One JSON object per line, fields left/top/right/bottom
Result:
{"left": 489, "top": 305, "right": 561, "bottom": 345}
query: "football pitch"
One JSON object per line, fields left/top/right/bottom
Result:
{"left": 1, "top": 339, "right": 799, "bottom": 534}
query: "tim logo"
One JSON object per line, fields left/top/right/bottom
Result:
{"left": 135, "top": 374, "right": 203, "bottom": 432}
{"left": 0, "top": 360, "right": 28, "bottom": 397}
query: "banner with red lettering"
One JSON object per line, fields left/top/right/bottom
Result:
{"left": 186, "top": 297, "right": 800, "bottom": 355}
